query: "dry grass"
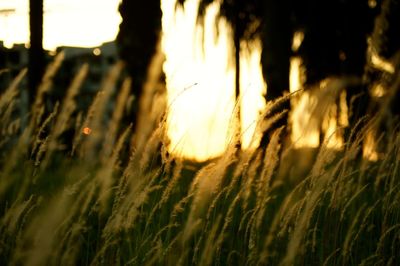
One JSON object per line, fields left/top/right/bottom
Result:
{"left": 0, "top": 53, "right": 399, "bottom": 266}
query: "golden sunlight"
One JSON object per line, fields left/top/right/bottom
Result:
{"left": 161, "top": 0, "right": 266, "bottom": 161}
{"left": 289, "top": 56, "right": 320, "bottom": 148}
{"left": 289, "top": 59, "right": 347, "bottom": 150}
{"left": 161, "top": 0, "right": 235, "bottom": 161}
{"left": 240, "top": 39, "right": 267, "bottom": 150}
{"left": 289, "top": 32, "right": 346, "bottom": 150}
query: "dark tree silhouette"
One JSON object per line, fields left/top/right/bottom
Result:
{"left": 29, "top": 0, "right": 45, "bottom": 103}
{"left": 185, "top": 0, "right": 386, "bottom": 146}
{"left": 372, "top": 0, "right": 400, "bottom": 61}
{"left": 191, "top": 0, "right": 379, "bottom": 92}
{"left": 117, "top": 0, "right": 162, "bottom": 129}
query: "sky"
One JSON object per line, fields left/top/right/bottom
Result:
{"left": 0, "top": 0, "right": 122, "bottom": 50}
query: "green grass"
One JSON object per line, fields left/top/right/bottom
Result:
{"left": 0, "top": 54, "right": 399, "bottom": 265}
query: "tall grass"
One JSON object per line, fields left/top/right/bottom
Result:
{"left": 0, "top": 51, "right": 399, "bottom": 266}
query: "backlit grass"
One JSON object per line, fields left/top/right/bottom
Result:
{"left": 0, "top": 54, "right": 399, "bottom": 265}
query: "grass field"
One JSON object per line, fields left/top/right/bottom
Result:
{"left": 0, "top": 52, "right": 399, "bottom": 265}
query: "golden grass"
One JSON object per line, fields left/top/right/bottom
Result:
{"left": 0, "top": 53, "right": 399, "bottom": 265}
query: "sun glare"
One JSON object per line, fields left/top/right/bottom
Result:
{"left": 161, "top": 0, "right": 267, "bottom": 161}
{"left": 161, "top": 0, "right": 235, "bottom": 161}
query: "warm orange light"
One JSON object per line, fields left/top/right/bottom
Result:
{"left": 363, "top": 131, "right": 379, "bottom": 161}
{"left": 289, "top": 32, "right": 347, "bottom": 150}
{"left": 82, "top": 127, "right": 92, "bottom": 135}
{"left": 289, "top": 56, "right": 320, "bottom": 148}
{"left": 240, "top": 39, "right": 266, "bottom": 150}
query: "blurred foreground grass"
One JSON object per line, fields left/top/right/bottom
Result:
{"left": 0, "top": 55, "right": 399, "bottom": 265}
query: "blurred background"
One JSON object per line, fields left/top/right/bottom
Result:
{"left": 0, "top": 0, "right": 398, "bottom": 161}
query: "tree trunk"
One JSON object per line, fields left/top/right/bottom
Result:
{"left": 117, "top": 0, "right": 162, "bottom": 131}
{"left": 234, "top": 8, "right": 242, "bottom": 149}
{"left": 29, "top": 0, "right": 45, "bottom": 103}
